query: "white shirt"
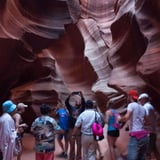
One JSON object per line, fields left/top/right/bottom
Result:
{"left": 143, "top": 102, "right": 156, "bottom": 133}
{"left": 75, "top": 109, "right": 101, "bottom": 135}
{"left": 127, "top": 102, "right": 146, "bottom": 132}
{"left": 0, "top": 113, "right": 17, "bottom": 160}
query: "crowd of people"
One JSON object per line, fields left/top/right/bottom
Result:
{"left": 0, "top": 90, "right": 159, "bottom": 160}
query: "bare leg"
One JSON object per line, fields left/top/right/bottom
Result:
{"left": 64, "top": 134, "right": 69, "bottom": 154}
{"left": 76, "top": 134, "right": 82, "bottom": 160}
{"left": 96, "top": 142, "right": 103, "bottom": 159}
{"left": 17, "top": 140, "right": 23, "bottom": 160}
{"left": 107, "top": 136, "right": 118, "bottom": 160}
{"left": 69, "top": 129, "right": 75, "bottom": 160}
{"left": 57, "top": 138, "right": 64, "bottom": 153}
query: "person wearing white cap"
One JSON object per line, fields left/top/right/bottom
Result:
{"left": 13, "top": 102, "right": 28, "bottom": 131}
{"left": 138, "top": 93, "right": 160, "bottom": 160}
{"left": 13, "top": 102, "right": 28, "bottom": 160}
{"left": 0, "top": 100, "right": 17, "bottom": 160}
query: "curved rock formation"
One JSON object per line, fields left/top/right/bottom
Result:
{"left": 0, "top": 0, "right": 159, "bottom": 121}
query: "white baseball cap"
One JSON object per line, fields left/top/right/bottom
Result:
{"left": 138, "top": 93, "right": 149, "bottom": 100}
{"left": 17, "top": 103, "right": 28, "bottom": 108}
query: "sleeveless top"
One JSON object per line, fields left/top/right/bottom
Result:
{"left": 107, "top": 109, "right": 119, "bottom": 132}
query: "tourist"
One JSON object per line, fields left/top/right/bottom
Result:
{"left": 31, "top": 104, "right": 64, "bottom": 160}
{"left": 13, "top": 102, "right": 28, "bottom": 160}
{"left": 55, "top": 99, "right": 69, "bottom": 158}
{"left": 65, "top": 91, "right": 85, "bottom": 160}
{"left": 72, "top": 100, "right": 103, "bottom": 160}
{"left": 138, "top": 93, "right": 160, "bottom": 160}
{"left": 119, "top": 90, "right": 149, "bottom": 160}
{"left": 105, "top": 101, "right": 122, "bottom": 160}
{"left": 0, "top": 100, "right": 18, "bottom": 160}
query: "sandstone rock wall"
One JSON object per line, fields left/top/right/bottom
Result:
{"left": 0, "top": 0, "right": 159, "bottom": 120}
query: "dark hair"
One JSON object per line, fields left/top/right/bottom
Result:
{"left": 85, "top": 100, "right": 93, "bottom": 109}
{"left": 108, "top": 100, "right": 114, "bottom": 109}
{"left": 40, "top": 104, "right": 51, "bottom": 115}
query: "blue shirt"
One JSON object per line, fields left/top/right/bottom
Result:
{"left": 56, "top": 108, "right": 69, "bottom": 131}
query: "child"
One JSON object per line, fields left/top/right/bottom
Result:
{"left": 55, "top": 99, "right": 69, "bottom": 158}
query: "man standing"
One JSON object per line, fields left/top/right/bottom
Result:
{"left": 13, "top": 102, "right": 28, "bottom": 160}
{"left": 119, "top": 90, "right": 149, "bottom": 160}
{"left": 0, "top": 100, "right": 17, "bottom": 160}
{"left": 72, "top": 100, "right": 103, "bottom": 160}
{"left": 31, "top": 104, "right": 64, "bottom": 160}
{"left": 138, "top": 93, "right": 160, "bottom": 160}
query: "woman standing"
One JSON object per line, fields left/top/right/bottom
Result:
{"left": 105, "top": 101, "right": 121, "bottom": 160}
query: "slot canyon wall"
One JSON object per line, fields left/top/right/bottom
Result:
{"left": 0, "top": 0, "right": 160, "bottom": 128}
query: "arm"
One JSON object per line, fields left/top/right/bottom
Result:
{"left": 53, "top": 119, "right": 64, "bottom": 134}
{"left": 71, "top": 126, "right": 80, "bottom": 136}
{"left": 13, "top": 113, "right": 28, "bottom": 128}
{"left": 143, "top": 108, "right": 150, "bottom": 126}
{"left": 119, "top": 110, "right": 132, "bottom": 122}
{"left": 13, "top": 113, "right": 21, "bottom": 128}
{"left": 81, "top": 97, "right": 85, "bottom": 112}
{"left": 55, "top": 128, "right": 65, "bottom": 134}
{"left": 105, "top": 110, "right": 111, "bottom": 124}
{"left": 71, "top": 114, "right": 82, "bottom": 137}
{"left": 79, "top": 91, "right": 85, "bottom": 112}
{"left": 65, "top": 95, "right": 72, "bottom": 113}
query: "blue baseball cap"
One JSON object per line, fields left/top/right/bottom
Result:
{"left": 2, "top": 100, "right": 16, "bottom": 113}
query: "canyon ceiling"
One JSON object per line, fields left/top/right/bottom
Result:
{"left": 0, "top": 0, "right": 160, "bottom": 123}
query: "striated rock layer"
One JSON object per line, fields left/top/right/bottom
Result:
{"left": 0, "top": 0, "right": 159, "bottom": 122}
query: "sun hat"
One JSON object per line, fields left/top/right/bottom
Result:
{"left": 17, "top": 103, "right": 28, "bottom": 108}
{"left": 2, "top": 100, "right": 16, "bottom": 113}
{"left": 138, "top": 93, "right": 149, "bottom": 100}
{"left": 128, "top": 90, "right": 138, "bottom": 100}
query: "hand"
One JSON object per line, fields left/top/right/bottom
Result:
{"left": 117, "top": 115, "right": 121, "bottom": 121}
{"left": 71, "top": 135, "right": 76, "bottom": 139}
{"left": 79, "top": 91, "right": 83, "bottom": 96}
{"left": 23, "top": 123, "right": 28, "bottom": 128}
{"left": 18, "top": 127, "right": 25, "bottom": 133}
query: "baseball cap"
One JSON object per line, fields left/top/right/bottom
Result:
{"left": 138, "top": 93, "right": 149, "bottom": 100}
{"left": 128, "top": 90, "right": 138, "bottom": 100}
{"left": 2, "top": 100, "right": 16, "bottom": 113}
{"left": 17, "top": 103, "right": 28, "bottom": 108}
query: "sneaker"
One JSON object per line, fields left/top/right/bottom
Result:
{"left": 63, "top": 153, "right": 68, "bottom": 158}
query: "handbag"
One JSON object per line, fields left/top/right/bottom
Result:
{"left": 92, "top": 111, "right": 104, "bottom": 141}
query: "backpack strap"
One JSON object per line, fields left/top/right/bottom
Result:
{"left": 110, "top": 109, "right": 121, "bottom": 129}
